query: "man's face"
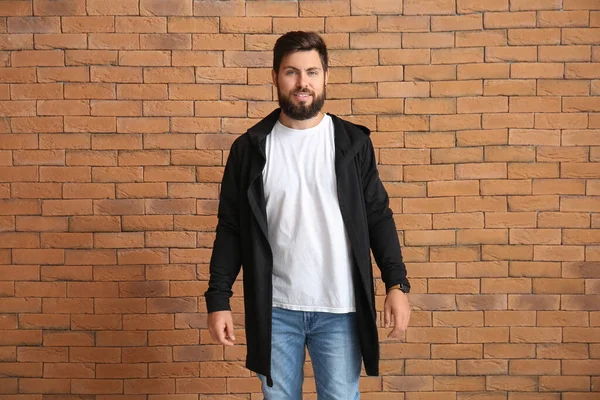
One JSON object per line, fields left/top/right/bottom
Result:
{"left": 273, "top": 50, "right": 328, "bottom": 121}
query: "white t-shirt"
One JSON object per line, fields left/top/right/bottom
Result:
{"left": 262, "top": 114, "right": 355, "bottom": 313}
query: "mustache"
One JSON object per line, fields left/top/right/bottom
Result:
{"left": 292, "top": 88, "right": 314, "bottom": 94}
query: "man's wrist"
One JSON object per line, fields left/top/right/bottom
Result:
{"left": 386, "top": 283, "right": 410, "bottom": 294}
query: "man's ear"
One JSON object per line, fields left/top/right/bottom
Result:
{"left": 272, "top": 69, "right": 278, "bottom": 88}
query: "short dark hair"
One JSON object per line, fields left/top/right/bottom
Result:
{"left": 273, "top": 31, "right": 328, "bottom": 73}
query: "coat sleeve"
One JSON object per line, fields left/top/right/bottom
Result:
{"left": 204, "top": 139, "right": 243, "bottom": 313}
{"left": 360, "top": 137, "right": 410, "bottom": 292}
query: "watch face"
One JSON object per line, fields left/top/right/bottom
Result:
{"left": 400, "top": 284, "right": 410, "bottom": 293}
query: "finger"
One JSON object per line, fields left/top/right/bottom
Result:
{"left": 384, "top": 305, "right": 391, "bottom": 328}
{"left": 402, "top": 312, "right": 411, "bottom": 331}
{"left": 225, "top": 320, "right": 236, "bottom": 342}
{"left": 387, "top": 323, "right": 403, "bottom": 338}
{"left": 215, "top": 323, "right": 234, "bottom": 346}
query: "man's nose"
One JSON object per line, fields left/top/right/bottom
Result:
{"left": 298, "top": 71, "right": 309, "bottom": 88}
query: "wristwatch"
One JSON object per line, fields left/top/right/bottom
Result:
{"left": 387, "top": 283, "right": 410, "bottom": 294}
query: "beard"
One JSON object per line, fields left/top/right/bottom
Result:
{"left": 277, "top": 85, "right": 326, "bottom": 121}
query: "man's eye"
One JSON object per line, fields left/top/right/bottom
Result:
{"left": 286, "top": 71, "right": 296, "bottom": 75}
{"left": 308, "top": 71, "right": 318, "bottom": 76}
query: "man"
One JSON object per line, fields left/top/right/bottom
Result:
{"left": 205, "top": 31, "right": 411, "bottom": 399}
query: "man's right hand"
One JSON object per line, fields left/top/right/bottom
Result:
{"left": 207, "top": 310, "right": 236, "bottom": 346}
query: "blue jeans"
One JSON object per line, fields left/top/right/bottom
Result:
{"left": 258, "top": 307, "right": 362, "bottom": 400}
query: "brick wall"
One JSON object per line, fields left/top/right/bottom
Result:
{"left": 0, "top": 0, "right": 599, "bottom": 398}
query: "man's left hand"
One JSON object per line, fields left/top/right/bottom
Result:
{"left": 384, "top": 289, "right": 411, "bottom": 339}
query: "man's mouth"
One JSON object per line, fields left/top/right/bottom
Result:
{"left": 294, "top": 92, "right": 311, "bottom": 100}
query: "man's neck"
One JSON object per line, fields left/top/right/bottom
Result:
{"left": 278, "top": 111, "right": 324, "bottom": 130}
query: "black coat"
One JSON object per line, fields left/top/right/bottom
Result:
{"left": 205, "top": 109, "right": 410, "bottom": 386}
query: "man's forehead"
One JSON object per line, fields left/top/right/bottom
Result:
{"left": 281, "top": 50, "right": 322, "bottom": 67}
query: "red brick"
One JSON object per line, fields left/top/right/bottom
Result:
{"left": 484, "top": 46, "right": 537, "bottom": 63}
{"left": 36, "top": 33, "right": 87, "bottom": 49}
{"left": 141, "top": 33, "right": 191, "bottom": 50}
{"left": 173, "top": 50, "right": 222, "bottom": 66}
{"left": 62, "top": 16, "right": 115, "bottom": 33}
{"left": 12, "top": 183, "right": 61, "bottom": 199}
{"left": 539, "top": 45, "right": 591, "bottom": 62}
{"left": 17, "top": 314, "right": 69, "bottom": 329}
{"left": 11, "top": 83, "right": 62, "bottom": 100}
{"left": 7, "top": 16, "right": 59, "bottom": 33}
{"left": 18, "top": 378, "right": 71, "bottom": 393}
{"left": 508, "top": 162, "right": 560, "bottom": 179}
{"left": 432, "top": 48, "right": 484, "bottom": 65}
{"left": 143, "top": 101, "right": 194, "bottom": 116}
{"left": 96, "top": 331, "right": 147, "bottom": 347}
{"left": 12, "top": 249, "right": 64, "bottom": 265}
{"left": 118, "top": 51, "right": 170, "bottom": 67}
{"left": 0, "top": 199, "right": 40, "bottom": 216}
{"left": 118, "top": 248, "right": 169, "bottom": 265}
{"left": 115, "top": 16, "right": 167, "bottom": 33}
{"left": 10, "top": 50, "right": 61, "bottom": 67}
{"left": 65, "top": 49, "right": 118, "bottom": 65}
{"left": 432, "top": 14, "right": 482, "bottom": 31}
{"left": 116, "top": 183, "right": 167, "bottom": 199}
{"left": 0, "top": 100, "right": 35, "bottom": 116}
{"left": 96, "top": 363, "right": 147, "bottom": 379}
{"left": 508, "top": 28, "right": 560, "bottom": 45}
{"left": 65, "top": 250, "right": 117, "bottom": 265}
{"left": 379, "top": 49, "right": 430, "bottom": 66}
{"left": 92, "top": 66, "right": 143, "bottom": 83}
{"left": 15, "top": 216, "right": 66, "bottom": 232}
{"left": 71, "top": 315, "right": 123, "bottom": 331}
{"left": 92, "top": 166, "right": 143, "bottom": 183}
{"left": 44, "top": 331, "right": 94, "bottom": 347}
{"left": 405, "top": 65, "right": 456, "bottom": 81}
{"left": 378, "top": 116, "right": 428, "bottom": 132}
{"left": 117, "top": 118, "right": 169, "bottom": 135}
{"left": 146, "top": 264, "right": 195, "bottom": 281}
{"left": 122, "top": 215, "right": 173, "bottom": 231}
{"left": 69, "top": 216, "right": 120, "bottom": 232}
{"left": 508, "top": 129, "right": 559, "bottom": 146}
{"left": 566, "top": 63, "right": 600, "bottom": 78}
{"left": 0, "top": 231, "right": 39, "bottom": 249}
{"left": 168, "top": 16, "right": 218, "bottom": 33}
{"left": 92, "top": 134, "right": 142, "bottom": 150}
{"left": 484, "top": 12, "right": 535, "bottom": 28}
{"left": 40, "top": 265, "right": 92, "bottom": 281}
{"left": 123, "top": 313, "right": 173, "bottom": 330}
{"left": 66, "top": 150, "right": 118, "bottom": 166}
{"left": 540, "top": 376, "right": 591, "bottom": 391}
{"left": 537, "top": 147, "right": 588, "bottom": 163}
{"left": 456, "top": 30, "right": 507, "bottom": 47}
{"left": 454, "top": 163, "right": 505, "bottom": 180}
{"left": 0, "top": 1, "right": 32, "bottom": 16}
{"left": 94, "top": 233, "right": 144, "bottom": 249}
{"left": 457, "top": 229, "right": 508, "bottom": 245}
{"left": 144, "top": 231, "right": 196, "bottom": 248}
{"left": 38, "top": 100, "right": 90, "bottom": 116}
{"left": 378, "top": 82, "right": 429, "bottom": 100}
{"left": 17, "top": 347, "right": 68, "bottom": 363}
{"left": 405, "top": 98, "right": 455, "bottom": 115}
{"left": 176, "top": 377, "right": 228, "bottom": 393}
{"left": 458, "top": 0, "right": 508, "bottom": 12}
{"left": 93, "top": 265, "right": 144, "bottom": 281}
{"left": 87, "top": 0, "right": 139, "bottom": 15}
{"left": 69, "top": 347, "right": 121, "bottom": 362}
{"left": 458, "top": 63, "right": 509, "bottom": 79}
{"left": 93, "top": 199, "right": 144, "bottom": 215}
{"left": 88, "top": 33, "right": 139, "bottom": 51}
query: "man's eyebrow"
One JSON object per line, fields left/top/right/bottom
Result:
{"left": 282, "top": 66, "right": 322, "bottom": 71}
